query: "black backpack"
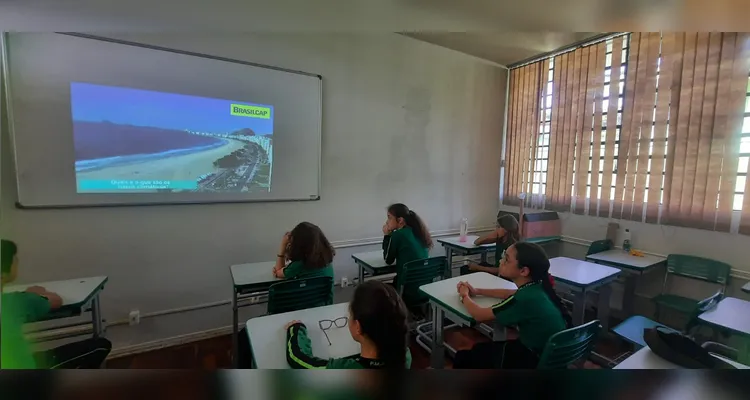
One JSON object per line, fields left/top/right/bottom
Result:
{"left": 644, "top": 327, "right": 736, "bottom": 369}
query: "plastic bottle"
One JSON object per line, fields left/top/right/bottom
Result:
{"left": 459, "top": 218, "right": 469, "bottom": 242}
{"left": 623, "top": 229, "right": 632, "bottom": 253}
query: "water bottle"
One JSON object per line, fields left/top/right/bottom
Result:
{"left": 623, "top": 229, "right": 632, "bottom": 252}
{"left": 459, "top": 218, "right": 468, "bottom": 242}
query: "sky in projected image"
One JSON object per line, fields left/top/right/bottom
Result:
{"left": 70, "top": 82, "right": 274, "bottom": 135}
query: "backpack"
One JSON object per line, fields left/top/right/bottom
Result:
{"left": 644, "top": 327, "right": 736, "bottom": 369}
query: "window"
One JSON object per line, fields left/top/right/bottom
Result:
{"left": 531, "top": 58, "right": 554, "bottom": 195}
{"left": 735, "top": 74, "right": 750, "bottom": 211}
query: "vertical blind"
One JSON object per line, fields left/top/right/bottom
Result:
{"left": 503, "top": 32, "right": 750, "bottom": 234}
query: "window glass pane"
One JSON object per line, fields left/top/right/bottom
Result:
{"left": 606, "top": 53, "right": 612, "bottom": 67}
{"left": 621, "top": 50, "right": 627, "bottom": 63}
{"left": 549, "top": 58, "right": 554, "bottom": 68}
{"left": 606, "top": 40, "right": 613, "bottom": 53}
{"left": 741, "top": 137, "right": 750, "bottom": 153}
{"left": 533, "top": 183, "right": 540, "bottom": 194}
{"left": 736, "top": 176, "right": 746, "bottom": 193}
{"left": 602, "top": 99, "right": 609, "bottom": 111}
{"left": 734, "top": 194, "right": 744, "bottom": 211}
{"left": 604, "top": 69, "right": 611, "bottom": 83}
{"left": 544, "top": 123, "right": 550, "bottom": 133}
{"left": 619, "top": 81, "right": 625, "bottom": 95}
{"left": 544, "top": 134, "right": 550, "bottom": 146}
{"left": 548, "top": 69, "right": 554, "bottom": 82}
{"left": 602, "top": 114, "right": 608, "bottom": 127}
{"left": 541, "top": 160, "right": 548, "bottom": 171}
{"left": 597, "top": 186, "right": 602, "bottom": 199}
{"left": 545, "top": 109, "right": 551, "bottom": 122}
{"left": 743, "top": 117, "right": 750, "bottom": 133}
{"left": 534, "top": 172, "right": 541, "bottom": 182}
{"left": 546, "top": 95, "right": 552, "bottom": 108}
{"left": 747, "top": 76, "right": 750, "bottom": 93}
{"left": 738, "top": 156, "right": 749, "bottom": 173}
{"left": 601, "top": 130, "right": 607, "bottom": 142}
{"left": 617, "top": 112, "right": 623, "bottom": 125}
{"left": 586, "top": 186, "right": 591, "bottom": 198}
{"left": 547, "top": 82, "right": 553, "bottom": 95}
{"left": 542, "top": 172, "right": 547, "bottom": 183}
{"left": 603, "top": 84, "right": 610, "bottom": 98}
{"left": 618, "top": 97, "right": 623, "bottom": 110}
{"left": 616, "top": 128, "right": 621, "bottom": 141}
{"left": 745, "top": 96, "right": 750, "bottom": 113}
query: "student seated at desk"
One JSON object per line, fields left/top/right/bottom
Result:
{"left": 0, "top": 239, "right": 112, "bottom": 369}
{"left": 284, "top": 281, "right": 411, "bottom": 369}
{"left": 454, "top": 242, "right": 571, "bottom": 369}
{"left": 272, "top": 222, "right": 335, "bottom": 303}
{"left": 382, "top": 203, "right": 431, "bottom": 284}
{"left": 466, "top": 214, "right": 519, "bottom": 275}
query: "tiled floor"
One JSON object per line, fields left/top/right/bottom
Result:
{"left": 107, "top": 325, "right": 627, "bottom": 369}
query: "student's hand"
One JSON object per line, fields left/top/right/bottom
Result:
{"left": 25, "top": 286, "right": 47, "bottom": 295}
{"left": 458, "top": 284, "right": 470, "bottom": 298}
{"left": 285, "top": 320, "right": 303, "bottom": 330}
{"left": 279, "top": 232, "right": 291, "bottom": 253}
{"left": 457, "top": 281, "right": 478, "bottom": 297}
{"left": 273, "top": 268, "right": 284, "bottom": 278}
{"left": 382, "top": 224, "right": 391, "bottom": 235}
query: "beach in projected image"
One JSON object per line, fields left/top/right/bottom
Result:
{"left": 72, "top": 82, "right": 274, "bottom": 193}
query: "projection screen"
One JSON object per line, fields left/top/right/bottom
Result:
{"left": 1, "top": 33, "right": 322, "bottom": 208}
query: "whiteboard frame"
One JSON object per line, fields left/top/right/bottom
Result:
{"left": 1, "top": 32, "right": 323, "bottom": 209}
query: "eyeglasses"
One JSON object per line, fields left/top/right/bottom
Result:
{"left": 319, "top": 316, "right": 348, "bottom": 346}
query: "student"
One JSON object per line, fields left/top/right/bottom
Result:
{"left": 466, "top": 214, "right": 520, "bottom": 275}
{"left": 284, "top": 280, "right": 411, "bottom": 369}
{"left": 454, "top": 242, "right": 571, "bottom": 369}
{"left": 382, "top": 203, "right": 432, "bottom": 287}
{"left": 1, "top": 239, "right": 112, "bottom": 369}
{"left": 272, "top": 221, "right": 335, "bottom": 302}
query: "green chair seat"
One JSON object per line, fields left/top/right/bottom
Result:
{"left": 652, "top": 294, "right": 700, "bottom": 314}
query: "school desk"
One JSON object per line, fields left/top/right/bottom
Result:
{"left": 230, "top": 261, "right": 281, "bottom": 366}
{"left": 697, "top": 297, "right": 750, "bottom": 364}
{"left": 5, "top": 276, "right": 108, "bottom": 338}
{"left": 246, "top": 302, "right": 357, "bottom": 369}
{"left": 613, "top": 345, "right": 748, "bottom": 369}
{"left": 352, "top": 250, "right": 396, "bottom": 285}
{"left": 419, "top": 272, "right": 518, "bottom": 369}
{"left": 549, "top": 257, "right": 621, "bottom": 331}
{"left": 437, "top": 236, "right": 495, "bottom": 277}
{"left": 585, "top": 249, "right": 666, "bottom": 316}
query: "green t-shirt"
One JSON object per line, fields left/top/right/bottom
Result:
{"left": 283, "top": 261, "right": 334, "bottom": 305}
{"left": 491, "top": 281, "right": 566, "bottom": 352}
{"left": 285, "top": 323, "right": 411, "bottom": 369}
{"left": 382, "top": 226, "right": 429, "bottom": 288}
{"left": 1, "top": 291, "right": 51, "bottom": 369}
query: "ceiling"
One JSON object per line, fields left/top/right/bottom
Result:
{"left": 403, "top": 32, "right": 603, "bottom": 66}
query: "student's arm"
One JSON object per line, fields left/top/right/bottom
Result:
{"left": 467, "top": 263, "right": 500, "bottom": 275}
{"left": 476, "top": 287, "right": 516, "bottom": 299}
{"left": 279, "top": 261, "right": 303, "bottom": 280}
{"left": 383, "top": 231, "right": 398, "bottom": 265}
{"left": 24, "top": 286, "right": 62, "bottom": 311}
{"left": 273, "top": 232, "right": 291, "bottom": 274}
{"left": 459, "top": 293, "right": 496, "bottom": 323}
{"left": 285, "top": 321, "right": 330, "bottom": 369}
{"left": 473, "top": 229, "right": 503, "bottom": 245}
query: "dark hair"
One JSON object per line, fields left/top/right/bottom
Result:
{"left": 513, "top": 242, "right": 572, "bottom": 328}
{"left": 387, "top": 203, "right": 433, "bottom": 248}
{"left": 350, "top": 281, "right": 409, "bottom": 369}
{"left": 287, "top": 222, "right": 335, "bottom": 269}
{"left": 1, "top": 239, "right": 17, "bottom": 276}
{"left": 497, "top": 214, "right": 521, "bottom": 244}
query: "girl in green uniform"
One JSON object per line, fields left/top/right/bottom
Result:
{"left": 272, "top": 222, "right": 335, "bottom": 304}
{"left": 381, "top": 203, "right": 432, "bottom": 287}
{"left": 466, "top": 214, "right": 520, "bottom": 275}
{"left": 284, "top": 280, "right": 412, "bottom": 369}
{"left": 454, "top": 242, "right": 571, "bottom": 369}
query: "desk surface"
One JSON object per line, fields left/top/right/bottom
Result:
{"left": 4, "top": 276, "right": 108, "bottom": 308}
{"left": 614, "top": 346, "right": 749, "bottom": 369}
{"left": 419, "top": 272, "right": 517, "bottom": 324}
{"left": 351, "top": 250, "right": 390, "bottom": 270}
{"left": 586, "top": 250, "right": 666, "bottom": 270}
{"left": 437, "top": 235, "right": 495, "bottom": 251}
{"left": 698, "top": 297, "right": 750, "bottom": 336}
{"left": 549, "top": 257, "right": 621, "bottom": 288}
{"left": 246, "top": 302, "right": 359, "bottom": 369}
{"left": 230, "top": 261, "right": 281, "bottom": 288}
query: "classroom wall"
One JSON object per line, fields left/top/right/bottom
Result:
{"left": 0, "top": 33, "right": 507, "bottom": 345}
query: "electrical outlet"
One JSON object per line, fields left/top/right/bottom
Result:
{"left": 129, "top": 310, "right": 140, "bottom": 326}
{"left": 341, "top": 277, "right": 349, "bottom": 287}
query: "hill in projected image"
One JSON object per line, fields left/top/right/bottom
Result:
{"left": 71, "top": 82, "right": 274, "bottom": 194}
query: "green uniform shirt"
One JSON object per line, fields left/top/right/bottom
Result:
{"left": 285, "top": 323, "right": 411, "bottom": 369}
{"left": 283, "top": 261, "right": 334, "bottom": 305}
{"left": 491, "top": 281, "right": 566, "bottom": 352}
{"left": 382, "top": 226, "right": 429, "bottom": 288}
{"left": 1, "top": 292, "right": 51, "bottom": 369}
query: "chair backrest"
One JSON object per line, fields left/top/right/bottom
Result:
{"left": 396, "top": 257, "right": 447, "bottom": 308}
{"left": 666, "top": 254, "right": 731, "bottom": 286}
{"left": 267, "top": 276, "right": 333, "bottom": 315}
{"left": 586, "top": 239, "right": 613, "bottom": 256}
{"left": 537, "top": 320, "right": 602, "bottom": 369}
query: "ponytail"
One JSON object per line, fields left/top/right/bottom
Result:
{"left": 513, "top": 242, "right": 572, "bottom": 328}
{"left": 387, "top": 204, "right": 433, "bottom": 248}
{"left": 350, "top": 281, "right": 409, "bottom": 369}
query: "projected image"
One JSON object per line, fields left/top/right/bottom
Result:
{"left": 71, "top": 82, "right": 273, "bottom": 193}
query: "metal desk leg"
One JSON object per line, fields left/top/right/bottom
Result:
{"left": 358, "top": 264, "right": 364, "bottom": 285}
{"left": 444, "top": 247, "right": 453, "bottom": 278}
{"left": 91, "top": 294, "right": 103, "bottom": 338}
{"left": 572, "top": 290, "right": 586, "bottom": 326}
{"left": 232, "top": 289, "right": 239, "bottom": 368}
{"left": 430, "top": 304, "right": 445, "bottom": 369}
{"left": 622, "top": 274, "right": 637, "bottom": 317}
{"left": 480, "top": 251, "right": 488, "bottom": 264}
{"left": 597, "top": 284, "right": 612, "bottom": 331}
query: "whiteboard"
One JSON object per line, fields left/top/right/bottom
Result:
{"left": 2, "top": 33, "right": 322, "bottom": 208}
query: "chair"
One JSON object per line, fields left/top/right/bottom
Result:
{"left": 267, "top": 276, "right": 333, "bottom": 315}
{"left": 537, "top": 320, "right": 602, "bottom": 369}
{"left": 395, "top": 257, "right": 448, "bottom": 310}
{"left": 611, "top": 290, "right": 723, "bottom": 349}
{"left": 586, "top": 239, "right": 613, "bottom": 256}
{"left": 653, "top": 254, "right": 730, "bottom": 322}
